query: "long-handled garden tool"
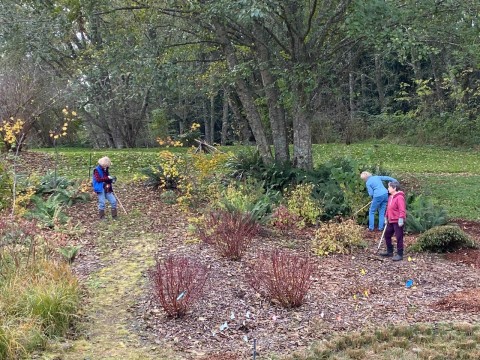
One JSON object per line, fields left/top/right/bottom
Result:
{"left": 113, "top": 192, "right": 128, "bottom": 215}
{"left": 351, "top": 200, "right": 372, "bottom": 218}
{"left": 376, "top": 224, "right": 388, "bottom": 253}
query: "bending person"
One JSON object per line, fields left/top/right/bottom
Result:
{"left": 360, "top": 171, "right": 397, "bottom": 231}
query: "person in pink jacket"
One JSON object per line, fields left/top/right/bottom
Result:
{"left": 380, "top": 181, "right": 406, "bottom": 261}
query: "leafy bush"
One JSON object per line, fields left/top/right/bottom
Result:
{"left": 286, "top": 183, "right": 323, "bottom": 227}
{"left": 312, "top": 219, "right": 366, "bottom": 256}
{"left": 410, "top": 225, "right": 477, "bottom": 253}
{"left": 196, "top": 210, "right": 260, "bottom": 260}
{"left": 140, "top": 165, "right": 165, "bottom": 189}
{"left": 25, "top": 195, "right": 69, "bottom": 228}
{"left": 405, "top": 194, "right": 448, "bottom": 233}
{"left": 269, "top": 205, "right": 301, "bottom": 232}
{"left": 225, "top": 148, "right": 264, "bottom": 181}
{"left": 216, "top": 179, "right": 279, "bottom": 223}
{"left": 35, "top": 172, "right": 72, "bottom": 195}
{"left": 248, "top": 249, "right": 314, "bottom": 308}
{"left": 149, "top": 255, "right": 209, "bottom": 318}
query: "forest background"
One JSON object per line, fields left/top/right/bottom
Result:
{"left": 0, "top": 0, "right": 479, "bottom": 168}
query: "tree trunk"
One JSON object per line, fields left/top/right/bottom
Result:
{"left": 209, "top": 93, "right": 215, "bottom": 144}
{"left": 255, "top": 23, "right": 289, "bottom": 163}
{"left": 221, "top": 87, "right": 229, "bottom": 145}
{"left": 215, "top": 24, "right": 272, "bottom": 164}
{"left": 228, "top": 90, "right": 253, "bottom": 143}
{"left": 292, "top": 89, "right": 313, "bottom": 170}
{"left": 375, "top": 54, "right": 385, "bottom": 112}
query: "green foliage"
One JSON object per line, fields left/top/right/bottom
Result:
{"left": 159, "top": 190, "right": 177, "bottom": 204}
{"left": 0, "top": 160, "right": 12, "bottom": 211}
{"left": 21, "top": 280, "right": 80, "bottom": 336}
{"left": 216, "top": 179, "right": 279, "bottom": 223}
{"left": 312, "top": 220, "right": 367, "bottom": 256}
{"left": 57, "top": 245, "right": 81, "bottom": 264}
{"left": 34, "top": 172, "right": 90, "bottom": 206}
{"left": 405, "top": 194, "right": 448, "bottom": 233}
{"left": 25, "top": 195, "right": 69, "bottom": 228}
{"left": 410, "top": 225, "right": 477, "bottom": 253}
{"left": 0, "top": 259, "right": 80, "bottom": 358}
{"left": 286, "top": 183, "right": 323, "bottom": 227}
{"left": 150, "top": 108, "right": 170, "bottom": 140}
{"left": 140, "top": 165, "right": 165, "bottom": 189}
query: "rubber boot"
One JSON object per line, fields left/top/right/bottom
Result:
{"left": 99, "top": 209, "right": 105, "bottom": 220}
{"left": 392, "top": 250, "right": 403, "bottom": 261}
{"left": 111, "top": 208, "right": 118, "bottom": 220}
{"left": 379, "top": 245, "right": 394, "bottom": 257}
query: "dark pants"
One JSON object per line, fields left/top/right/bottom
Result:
{"left": 385, "top": 222, "right": 404, "bottom": 254}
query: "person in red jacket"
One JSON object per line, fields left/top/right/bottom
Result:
{"left": 380, "top": 181, "right": 406, "bottom": 261}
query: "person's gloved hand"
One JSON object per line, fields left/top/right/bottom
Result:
{"left": 398, "top": 218, "right": 404, "bottom": 227}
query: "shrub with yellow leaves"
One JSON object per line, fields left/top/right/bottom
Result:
{"left": 286, "top": 183, "right": 323, "bottom": 228}
{"left": 0, "top": 118, "right": 25, "bottom": 151}
{"left": 49, "top": 107, "right": 77, "bottom": 142}
{"left": 311, "top": 219, "right": 366, "bottom": 256}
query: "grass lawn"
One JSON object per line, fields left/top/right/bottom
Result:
{"left": 33, "top": 143, "right": 480, "bottom": 220}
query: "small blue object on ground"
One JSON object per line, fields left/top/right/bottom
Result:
{"left": 405, "top": 279, "right": 413, "bottom": 288}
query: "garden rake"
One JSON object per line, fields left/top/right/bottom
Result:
{"left": 376, "top": 224, "right": 388, "bottom": 253}
{"left": 113, "top": 192, "right": 128, "bottom": 215}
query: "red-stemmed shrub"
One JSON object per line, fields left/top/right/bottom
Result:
{"left": 269, "top": 205, "right": 301, "bottom": 232}
{"left": 196, "top": 210, "right": 260, "bottom": 260}
{"left": 150, "top": 255, "right": 209, "bottom": 318}
{"left": 248, "top": 249, "right": 314, "bottom": 308}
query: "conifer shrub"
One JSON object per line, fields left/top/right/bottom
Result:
{"left": 312, "top": 219, "right": 366, "bottom": 256}
{"left": 248, "top": 249, "right": 314, "bottom": 308}
{"left": 410, "top": 225, "right": 477, "bottom": 253}
{"left": 196, "top": 210, "right": 260, "bottom": 260}
{"left": 405, "top": 194, "right": 448, "bottom": 233}
{"left": 150, "top": 256, "right": 209, "bottom": 318}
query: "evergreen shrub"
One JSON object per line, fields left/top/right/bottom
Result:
{"left": 410, "top": 225, "right": 477, "bottom": 253}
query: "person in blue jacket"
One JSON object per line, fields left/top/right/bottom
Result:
{"left": 360, "top": 171, "right": 397, "bottom": 231}
{"left": 92, "top": 156, "right": 117, "bottom": 220}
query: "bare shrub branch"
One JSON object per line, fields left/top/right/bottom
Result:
{"left": 196, "top": 210, "right": 260, "bottom": 260}
{"left": 248, "top": 249, "right": 314, "bottom": 308}
{"left": 149, "top": 255, "right": 209, "bottom": 318}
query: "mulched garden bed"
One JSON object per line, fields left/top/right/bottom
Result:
{"left": 114, "top": 193, "right": 480, "bottom": 358}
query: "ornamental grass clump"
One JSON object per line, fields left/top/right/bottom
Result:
{"left": 196, "top": 210, "right": 260, "bottom": 260}
{"left": 150, "top": 256, "right": 209, "bottom": 318}
{"left": 410, "top": 225, "right": 477, "bottom": 253}
{"left": 248, "top": 249, "right": 314, "bottom": 308}
{"left": 312, "top": 219, "right": 366, "bottom": 256}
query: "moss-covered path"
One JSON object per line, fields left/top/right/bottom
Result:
{"left": 47, "top": 190, "right": 185, "bottom": 360}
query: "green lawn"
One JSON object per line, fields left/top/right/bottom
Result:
{"left": 33, "top": 143, "right": 480, "bottom": 220}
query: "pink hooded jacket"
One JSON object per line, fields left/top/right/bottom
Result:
{"left": 386, "top": 191, "right": 406, "bottom": 223}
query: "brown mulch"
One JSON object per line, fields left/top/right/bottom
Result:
{"left": 124, "top": 200, "right": 480, "bottom": 358}
{"left": 432, "top": 288, "right": 480, "bottom": 312}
